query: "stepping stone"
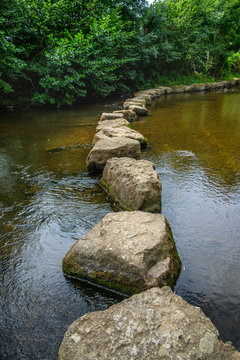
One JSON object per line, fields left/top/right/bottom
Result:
{"left": 62, "top": 211, "right": 181, "bottom": 295}
{"left": 101, "top": 157, "right": 161, "bottom": 212}
{"left": 58, "top": 287, "right": 240, "bottom": 360}
{"left": 93, "top": 127, "right": 146, "bottom": 146}
{"left": 96, "top": 118, "right": 129, "bottom": 132}
{"left": 100, "top": 113, "right": 124, "bottom": 121}
{"left": 86, "top": 137, "right": 140, "bottom": 173}
{"left": 113, "top": 109, "right": 138, "bottom": 121}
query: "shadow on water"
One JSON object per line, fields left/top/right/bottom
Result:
{"left": 0, "top": 91, "right": 240, "bottom": 358}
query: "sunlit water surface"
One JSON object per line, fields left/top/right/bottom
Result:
{"left": 0, "top": 90, "right": 240, "bottom": 359}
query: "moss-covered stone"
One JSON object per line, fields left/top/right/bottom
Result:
{"left": 88, "top": 271, "right": 144, "bottom": 295}
{"left": 62, "top": 257, "right": 85, "bottom": 278}
{"left": 62, "top": 212, "right": 181, "bottom": 296}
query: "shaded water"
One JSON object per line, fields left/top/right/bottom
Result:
{"left": 0, "top": 90, "right": 240, "bottom": 359}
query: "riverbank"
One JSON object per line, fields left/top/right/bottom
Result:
{"left": 1, "top": 75, "right": 239, "bottom": 112}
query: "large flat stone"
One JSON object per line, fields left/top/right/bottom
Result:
{"left": 57, "top": 287, "right": 240, "bottom": 360}
{"left": 123, "top": 101, "right": 146, "bottom": 109}
{"left": 135, "top": 88, "right": 167, "bottom": 98}
{"left": 96, "top": 118, "right": 129, "bottom": 132}
{"left": 125, "top": 97, "right": 147, "bottom": 106}
{"left": 207, "top": 82, "right": 224, "bottom": 90}
{"left": 133, "top": 92, "right": 153, "bottom": 105}
{"left": 100, "top": 112, "right": 124, "bottom": 121}
{"left": 126, "top": 104, "right": 148, "bottom": 116}
{"left": 101, "top": 157, "right": 161, "bottom": 212}
{"left": 113, "top": 109, "right": 138, "bottom": 121}
{"left": 171, "top": 85, "right": 186, "bottom": 93}
{"left": 86, "top": 137, "right": 140, "bottom": 172}
{"left": 223, "top": 80, "right": 237, "bottom": 88}
{"left": 157, "top": 86, "right": 173, "bottom": 94}
{"left": 93, "top": 127, "right": 146, "bottom": 146}
{"left": 62, "top": 211, "right": 181, "bottom": 295}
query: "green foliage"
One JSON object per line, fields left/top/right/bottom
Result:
{"left": 32, "top": 8, "right": 138, "bottom": 107}
{"left": 0, "top": 0, "right": 239, "bottom": 107}
{"left": 227, "top": 50, "right": 240, "bottom": 74}
{"left": 0, "top": 31, "right": 26, "bottom": 94}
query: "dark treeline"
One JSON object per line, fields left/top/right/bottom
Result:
{"left": 0, "top": 0, "right": 239, "bottom": 107}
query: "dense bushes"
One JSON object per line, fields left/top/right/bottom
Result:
{"left": 0, "top": 0, "right": 239, "bottom": 107}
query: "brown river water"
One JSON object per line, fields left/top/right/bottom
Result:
{"left": 0, "top": 90, "right": 240, "bottom": 359}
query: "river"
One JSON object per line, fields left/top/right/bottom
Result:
{"left": 0, "top": 90, "right": 240, "bottom": 359}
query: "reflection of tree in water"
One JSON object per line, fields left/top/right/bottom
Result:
{"left": 136, "top": 91, "right": 240, "bottom": 187}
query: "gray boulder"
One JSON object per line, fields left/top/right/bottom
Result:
{"left": 86, "top": 137, "right": 140, "bottom": 172}
{"left": 184, "top": 84, "right": 200, "bottom": 92}
{"left": 101, "top": 157, "right": 161, "bottom": 212}
{"left": 132, "top": 93, "right": 152, "bottom": 106}
{"left": 171, "top": 85, "right": 186, "bottom": 93}
{"left": 223, "top": 80, "right": 237, "bottom": 88}
{"left": 123, "top": 101, "right": 146, "bottom": 109}
{"left": 134, "top": 90, "right": 158, "bottom": 99}
{"left": 157, "top": 86, "right": 173, "bottom": 94}
{"left": 62, "top": 211, "right": 181, "bottom": 295}
{"left": 207, "top": 82, "right": 224, "bottom": 90}
{"left": 192, "top": 83, "right": 208, "bottom": 91}
{"left": 113, "top": 109, "right": 138, "bottom": 121}
{"left": 93, "top": 127, "right": 146, "bottom": 146}
{"left": 140, "top": 88, "right": 161, "bottom": 97}
{"left": 92, "top": 131, "right": 109, "bottom": 144}
{"left": 135, "top": 88, "right": 170, "bottom": 98}
{"left": 57, "top": 287, "right": 240, "bottom": 360}
{"left": 125, "top": 97, "right": 147, "bottom": 106}
{"left": 96, "top": 118, "right": 129, "bottom": 132}
{"left": 126, "top": 104, "right": 148, "bottom": 116}
{"left": 100, "top": 112, "right": 124, "bottom": 121}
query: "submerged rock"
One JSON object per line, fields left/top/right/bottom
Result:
{"left": 101, "top": 157, "right": 161, "bottom": 212}
{"left": 62, "top": 211, "right": 181, "bottom": 295}
{"left": 86, "top": 137, "right": 140, "bottom": 173}
{"left": 57, "top": 286, "right": 240, "bottom": 360}
{"left": 47, "top": 143, "right": 91, "bottom": 153}
{"left": 93, "top": 127, "right": 146, "bottom": 146}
